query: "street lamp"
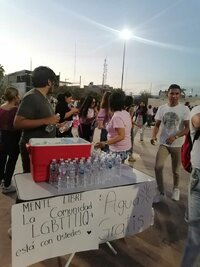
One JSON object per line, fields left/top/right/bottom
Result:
{"left": 120, "top": 29, "right": 132, "bottom": 90}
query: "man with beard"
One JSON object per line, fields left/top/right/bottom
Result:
{"left": 14, "top": 66, "right": 60, "bottom": 173}
{"left": 150, "top": 84, "right": 190, "bottom": 203}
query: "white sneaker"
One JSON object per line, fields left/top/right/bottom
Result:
{"left": 2, "top": 185, "right": 16, "bottom": 194}
{"left": 172, "top": 188, "right": 180, "bottom": 201}
{"left": 153, "top": 192, "right": 165, "bottom": 203}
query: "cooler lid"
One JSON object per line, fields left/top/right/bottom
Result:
{"left": 29, "top": 137, "right": 91, "bottom": 146}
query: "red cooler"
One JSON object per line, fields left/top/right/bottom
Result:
{"left": 27, "top": 137, "right": 91, "bottom": 183}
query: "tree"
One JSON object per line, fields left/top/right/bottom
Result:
{"left": 138, "top": 90, "right": 151, "bottom": 105}
{"left": 0, "top": 64, "right": 5, "bottom": 96}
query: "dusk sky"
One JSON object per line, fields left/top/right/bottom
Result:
{"left": 1, "top": 0, "right": 200, "bottom": 95}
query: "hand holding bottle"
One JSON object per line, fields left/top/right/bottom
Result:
{"left": 58, "top": 121, "right": 73, "bottom": 133}
{"left": 45, "top": 113, "right": 60, "bottom": 133}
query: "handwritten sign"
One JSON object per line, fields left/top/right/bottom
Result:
{"left": 12, "top": 180, "right": 156, "bottom": 267}
{"left": 12, "top": 192, "right": 99, "bottom": 267}
{"left": 98, "top": 181, "right": 155, "bottom": 243}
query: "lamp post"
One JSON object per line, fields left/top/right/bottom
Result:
{"left": 120, "top": 29, "right": 132, "bottom": 90}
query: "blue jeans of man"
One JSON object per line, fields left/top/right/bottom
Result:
{"left": 180, "top": 168, "right": 200, "bottom": 267}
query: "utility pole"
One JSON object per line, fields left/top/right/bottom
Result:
{"left": 30, "top": 58, "right": 32, "bottom": 71}
{"left": 102, "top": 58, "right": 107, "bottom": 88}
{"left": 73, "top": 41, "right": 77, "bottom": 83}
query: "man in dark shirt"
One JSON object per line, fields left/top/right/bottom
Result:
{"left": 14, "top": 66, "right": 60, "bottom": 173}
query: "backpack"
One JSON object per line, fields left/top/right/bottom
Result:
{"left": 181, "top": 130, "right": 200, "bottom": 173}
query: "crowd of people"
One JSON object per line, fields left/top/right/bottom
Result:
{"left": 0, "top": 66, "right": 199, "bottom": 266}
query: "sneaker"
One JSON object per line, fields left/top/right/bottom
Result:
{"left": 8, "top": 227, "right": 12, "bottom": 239}
{"left": 172, "top": 188, "right": 180, "bottom": 201}
{"left": 2, "top": 185, "right": 16, "bottom": 194}
{"left": 128, "top": 155, "right": 136, "bottom": 162}
{"left": 153, "top": 192, "right": 165, "bottom": 203}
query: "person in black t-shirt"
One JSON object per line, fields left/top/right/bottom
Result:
{"left": 55, "top": 92, "right": 79, "bottom": 137}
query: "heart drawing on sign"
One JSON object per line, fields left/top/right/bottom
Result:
{"left": 87, "top": 231, "right": 92, "bottom": 235}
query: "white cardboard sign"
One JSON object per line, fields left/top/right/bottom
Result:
{"left": 12, "top": 192, "right": 99, "bottom": 267}
{"left": 98, "top": 181, "right": 155, "bottom": 242}
{"left": 12, "top": 180, "right": 155, "bottom": 267}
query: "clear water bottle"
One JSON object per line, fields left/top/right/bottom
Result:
{"left": 99, "top": 157, "right": 106, "bottom": 184}
{"left": 45, "top": 124, "right": 55, "bottom": 133}
{"left": 73, "top": 158, "right": 79, "bottom": 177}
{"left": 49, "top": 159, "right": 58, "bottom": 185}
{"left": 107, "top": 155, "right": 114, "bottom": 181}
{"left": 68, "top": 161, "right": 76, "bottom": 188}
{"left": 45, "top": 113, "right": 60, "bottom": 133}
{"left": 78, "top": 160, "right": 85, "bottom": 187}
{"left": 115, "top": 154, "right": 122, "bottom": 179}
{"left": 57, "top": 162, "right": 67, "bottom": 192}
{"left": 59, "top": 120, "right": 73, "bottom": 133}
{"left": 85, "top": 159, "right": 92, "bottom": 186}
{"left": 93, "top": 159, "right": 99, "bottom": 185}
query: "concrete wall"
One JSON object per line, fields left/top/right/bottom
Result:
{"left": 148, "top": 97, "right": 200, "bottom": 108}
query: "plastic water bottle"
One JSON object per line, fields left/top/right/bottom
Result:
{"left": 93, "top": 159, "right": 100, "bottom": 185}
{"left": 73, "top": 158, "right": 79, "bottom": 177}
{"left": 46, "top": 113, "right": 60, "bottom": 133}
{"left": 85, "top": 159, "right": 92, "bottom": 186}
{"left": 57, "top": 162, "right": 67, "bottom": 192}
{"left": 115, "top": 154, "right": 122, "bottom": 179}
{"left": 59, "top": 121, "right": 73, "bottom": 133}
{"left": 45, "top": 124, "right": 55, "bottom": 133}
{"left": 68, "top": 161, "right": 76, "bottom": 188}
{"left": 78, "top": 160, "right": 85, "bottom": 187}
{"left": 99, "top": 157, "right": 106, "bottom": 184}
{"left": 107, "top": 155, "right": 114, "bottom": 182}
{"left": 49, "top": 159, "right": 58, "bottom": 185}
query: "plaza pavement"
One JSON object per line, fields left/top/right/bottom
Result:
{"left": 0, "top": 127, "right": 190, "bottom": 267}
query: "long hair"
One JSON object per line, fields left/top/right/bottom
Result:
{"left": 124, "top": 95, "right": 133, "bottom": 110}
{"left": 79, "top": 95, "right": 94, "bottom": 118}
{"left": 100, "top": 91, "right": 111, "bottom": 114}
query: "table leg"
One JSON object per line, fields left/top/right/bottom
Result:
{"left": 64, "top": 252, "right": 75, "bottom": 267}
{"left": 106, "top": 241, "right": 117, "bottom": 255}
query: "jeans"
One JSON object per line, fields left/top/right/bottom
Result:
{"left": 180, "top": 168, "right": 200, "bottom": 267}
{"left": 154, "top": 145, "right": 181, "bottom": 193}
{"left": 19, "top": 141, "right": 30, "bottom": 173}
{"left": 100, "top": 128, "right": 109, "bottom": 152}
{"left": 0, "top": 131, "right": 20, "bottom": 187}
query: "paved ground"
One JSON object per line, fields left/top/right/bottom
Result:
{"left": 0, "top": 127, "right": 190, "bottom": 267}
